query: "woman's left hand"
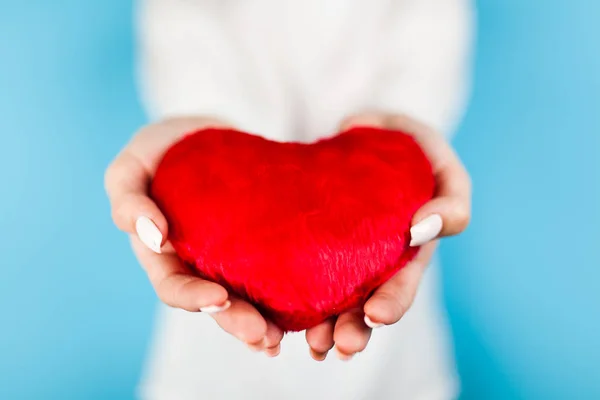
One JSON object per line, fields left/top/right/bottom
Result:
{"left": 305, "top": 113, "right": 472, "bottom": 361}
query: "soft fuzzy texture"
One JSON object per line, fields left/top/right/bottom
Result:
{"left": 150, "top": 127, "right": 435, "bottom": 332}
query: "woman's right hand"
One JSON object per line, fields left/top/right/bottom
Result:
{"left": 104, "top": 117, "right": 284, "bottom": 357}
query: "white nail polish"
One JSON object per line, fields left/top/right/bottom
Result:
{"left": 135, "top": 216, "right": 163, "bottom": 253}
{"left": 364, "top": 315, "right": 383, "bottom": 329}
{"left": 410, "top": 214, "right": 443, "bottom": 247}
{"left": 200, "top": 300, "right": 231, "bottom": 314}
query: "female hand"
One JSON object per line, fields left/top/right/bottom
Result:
{"left": 104, "top": 117, "right": 284, "bottom": 357}
{"left": 305, "top": 113, "right": 472, "bottom": 361}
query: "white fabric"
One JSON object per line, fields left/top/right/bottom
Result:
{"left": 135, "top": 0, "right": 474, "bottom": 399}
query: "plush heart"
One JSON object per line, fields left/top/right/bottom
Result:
{"left": 150, "top": 126, "right": 435, "bottom": 332}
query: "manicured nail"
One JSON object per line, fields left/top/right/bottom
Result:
{"left": 364, "top": 315, "right": 383, "bottom": 329}
{"left": 265, "top": 344, "right": 281, "bottom": 358}
{"left": 410, "top": 214, "right": 443, "bottom": 247}
{"left": 200, "top": 300, "right": 231, "bottom": 314}
{"left": 335, "top": 347, "right": 354, "bottom": 361}
{"left": 135, "top": 216, "right": 163, "bottom": 253}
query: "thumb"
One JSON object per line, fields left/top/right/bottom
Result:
{"left": 105, "top": 150, "right": 168, "bottom": 253}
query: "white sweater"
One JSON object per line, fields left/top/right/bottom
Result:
{"left": 136, "top": 1, "right": 474, "bottom": 399}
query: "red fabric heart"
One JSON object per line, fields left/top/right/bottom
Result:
{"left": 150, "top": 126, "right": 435, "bottom": 332}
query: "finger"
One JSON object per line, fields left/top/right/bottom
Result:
{"left": 250, "top": 319, "right": 284, "bottom": 353}
{"left": 410, "top": 194, "right": 471, "bottom": 246}
{"left": 409, "top": 164, "right": 471, "bottom": 246}
{"left": 211, "top": 297, "right": 269, "bottom": 348}
{"left": 105, "top": 117, "right": 235, "bottom": 252}
{"left": 411, "top": 148, "right": 471, "bottom": 242}
{"left": 384, "top": 114, "right": 470, "bottom": 195}
{"left": 264, "top": 344, "right": 281, "bottom": 358}
{"left": 382, "top": 114, "right": 471, "bottom": 244}
{"left": 262, "top": 320, "right": 285, "bottom": 357}
{"left": 105, "top": 150, "right": 168, "bottom": 253}
{"left": 384, "top": 113, "right": 453, "bottom": 170}
{"left": 305, "top": 318, "right": 336, "bottom": 361}
{"left": 131, "top": 236, "right": 229, "bottom": 311}
{"left": 136, "top": 232, "right": 273, "bottom": 350}
{"left": 364, "top": 241, "right": 437, "bottom": 326}
{"left": 333, "top": 309, "right": 372, "bottom": 361}
{"left": 338, "top": 113, "right": 387, "bottom": 131}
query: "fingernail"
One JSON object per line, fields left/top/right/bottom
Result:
{"left": 135, "top": 216, "right": 163, "bottom": 253}
{"left": 335, "top": 347, "right": 354, "bottom": 361}
{"left": 200, "top": 300, "right": 231, "bottom": 314}
{"left": 265, "top": 344, "right": 281, "bottom": 358}
{"left": 410, "top": 214, "right": 443, "bottom": 247}
{"left": 248, "top": 337, "right": 267, "bottom": 352}
{"left": 310, "top": 348, "right": 328, "bottom": 362}
{"left": 364, "top": 315, "right": 384, "bottom": 329}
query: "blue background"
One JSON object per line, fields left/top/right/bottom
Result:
{"left": 0, "top": 1, "right": 598, "bottom": 399}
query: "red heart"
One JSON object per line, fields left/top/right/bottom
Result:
{"left": 151, "top": 126, "right": 435, "bottom": 332}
